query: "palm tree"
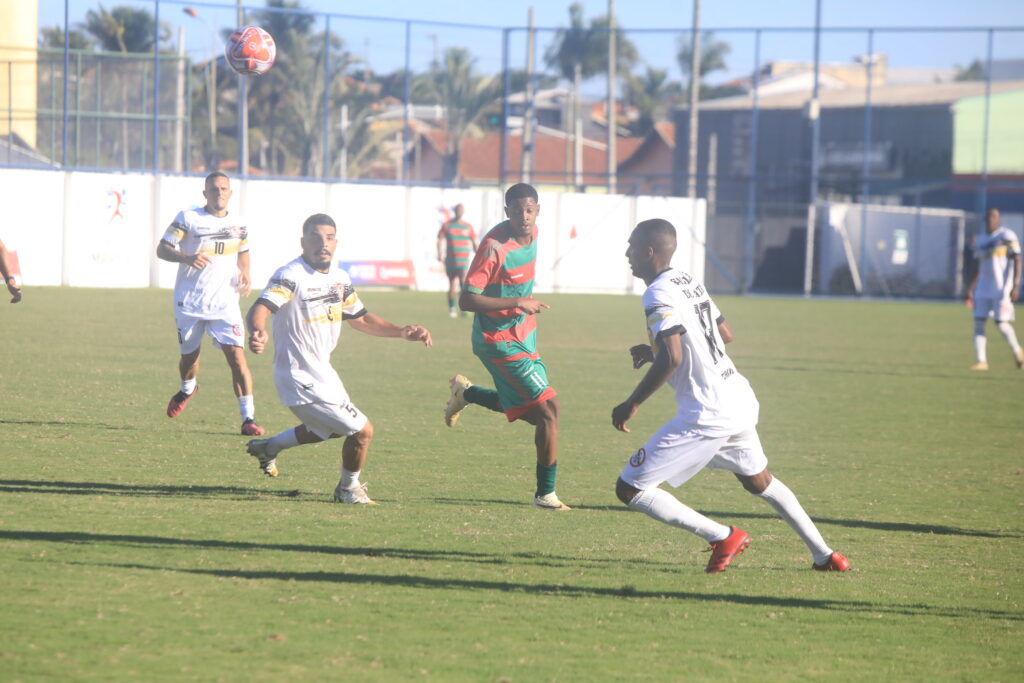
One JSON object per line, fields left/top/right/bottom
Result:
{"left": 544, "top": 3, "right": 637, "bottom": 184}
{"left": 625, "top": 67, "right": 683, "bottom": 137}
{"left": 39, "top": 26, "right": 93, "bottom": 50}
{"left": 676, "top": 31, "right": 731, "bottom": 101}
{"left": 415, "top": 47, "right": 501, "bottom": 184}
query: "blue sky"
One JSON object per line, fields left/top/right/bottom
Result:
{"left": 43, "top": 0, "right": 1024, "bottom": 85}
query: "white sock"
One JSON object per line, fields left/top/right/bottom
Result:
{"left": 996, "top": 321, "right": 1022, "bottom": 354}
{"left": 238, "top": 395, "right": 255, "bottom": 421}
{"left": 758, "top": 478, "right": 833, "bottom": 565}
{"left": 973, "top": 320, "right": 987, "bottom": 363}
{"left": 180, "top": 378, "right": 197, "bottom": 395}
{"left": 339, "top": 468, "right": 360, "bottom": 490}
{"left": 629, "top": 487, "right": 731, "bottom": 543}
{"left": 265, "top": 428, "right": 300, "bottom": 456}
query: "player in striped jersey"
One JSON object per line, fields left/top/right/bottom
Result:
{"left": 157, "top": 172, "right": 264, "bottom": 436}
{"left": 965, "top": 207, "right": 1023, "bottom": 370}
{"left": 244, "top": 214, "right": 432, "bottom": 503}
{"left": 437, "top": 204, "right": 477, "bottom": 317}
{"left": 612, "top": 219, "right": 849, "bottom": 573}
{"left": 444, "top": 184, "right": 570, "bottom": 511}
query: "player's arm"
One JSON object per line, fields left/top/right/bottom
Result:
{"left": 347, "top": 312, "right": 432, "bottom": 347}
{"left": 718, "top": 318, "right": 734, "bottom": 344}
{"left": 1012, "top": 252, "right": 1022, "bottom": 302}
{"left": 612, "top": 331, "right": 684, "bottom": 432}
{"left": 246, "top": 299, "right": 274, "bottom": 354}
{"left": 459, "top": 290, "right": 549, "bottom": 315}
{"left": 436, "top": 229, "right": 445, "bottom": 262}
{"left": 0, "top": 239, "right": 22, "bottom": 304}
{"left": 236, "top": 249, "right": 252, "bottom": 296}
{"left": 965, "top": 271, "right": 979, "bottom": 306}
{"left": 157, "top": 239, "right": 210, "bottom": 270}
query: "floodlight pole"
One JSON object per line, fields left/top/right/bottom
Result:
{"left": 803, "top": 0, "right": 822, "bottom": 296}
{"left": 606, "top": 0, "right": 616, "bottom": 193}
{"left": 237, "top": 0, "right": 249, "bottom": 178}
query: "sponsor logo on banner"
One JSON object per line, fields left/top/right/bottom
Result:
{"left": 339, "top": 260, "right": 416, "bottom": 287}
{"left": 629, "top": 448, "right": 646, "bottom": 468}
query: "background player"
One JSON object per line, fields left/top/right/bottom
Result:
{"left": 444, "top": 183, "right": 570, "bottom": 511}
{"left": 965, "top": 207, "right": 1023, "bottom": 370}
{"left": 612, "top": 218, "right": 849, "bottom": 574}
{"left": 245, "top": 213, "right": 432, "bottom": 504}
{"left": 156, "top": 172, "right": 264, "bottom": 436}
{"left": 437, "top": 203, "right": 477, "bottom": 317}
{"left": 0, "top": 238, "right": 22, "bottom": 303}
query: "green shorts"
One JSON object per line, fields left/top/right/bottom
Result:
{"left": 476, "top": 342, "right": 556, "bottom": 421}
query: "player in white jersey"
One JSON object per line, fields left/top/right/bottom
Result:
{"left": 244, "top": 213, "right": 432, "bottom": 504}
{"left": 611, "top": 219, "right": 849, "bottom": 574}
{"left": 156, "top": 172, "right": 264, "bottom": 436}
{"left": 965, "top": 207, "right": 1023, "bottom": 370}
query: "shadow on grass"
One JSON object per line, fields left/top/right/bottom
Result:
{"left": 0, "top": 529, "right": 679, "bottom": 570}
{"left": 0, "top": 479, "right": 304, "bottom": 500}
{"left": 0, "top": 419, "right": 136, "bottom": 431}
{"left": 82, "top": 560, "right": 1024, "bottom": 622}
{"left": 433, "top": 496, "right": 626, "bottom": 513}
{"left": 701, "top": 510, "right": 1019, "bottom": 539}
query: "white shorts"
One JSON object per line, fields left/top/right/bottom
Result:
{"left": 175, "top": 314, "right": 244, "bottom": 354}
{"left": 973, "top": 296, "right": 1014, "bottom": 322}
{"left": 619, "top": 420, "right": 768, "bottom": 490}
{"left": 289, "top": 400, "right": 368, "bottom": 441}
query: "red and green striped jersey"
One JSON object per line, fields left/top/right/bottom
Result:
{"left": 465, "top": 221, "right": 539, "bottom": 353}
{"left": 438, "top": 219, "right": 476, "bottom": 267}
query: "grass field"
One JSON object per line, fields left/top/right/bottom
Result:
{"left": 1, "top": 287, "right": 1021, "bottom": 681}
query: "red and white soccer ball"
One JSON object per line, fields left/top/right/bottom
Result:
{"left": 224, "top": 25, "right": 276, "bottom": 76}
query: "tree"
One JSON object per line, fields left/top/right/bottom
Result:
{"left": 955, "top": 59, "right": 985, "bottom": 81}
{"left": 81, "top": 5, "right": 167, "bottom": 54}
{"left": 415, "top": 47, "right": 501, "bottom": 184}
{"left": 676, "top": 30, "right": 732, "bottom": 101}
{"left": 39, "top": 26, "right": 93, "bottom": 50}
{"left": 625, "top": 67, "right": 683, "bottom": 137}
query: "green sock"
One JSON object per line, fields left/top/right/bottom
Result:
{"left": 447, "top": 297, "right": 455, "bottom": 310}
{"left": 464, "top": 385, "right": 503, "bottom": 412}
{"left": 535, "top": 462, "right": 557, "bottom": 497}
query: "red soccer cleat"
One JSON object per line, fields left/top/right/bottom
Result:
{"left": 166, "top": 386, "right": 198, "bottom": 418}
{"left": 240, "top": 418, "right": 265, "bottom": 436}
{"left": 705, "top": 526, "right": 750, "bottom": 574}
{"left": 812, "top": 551, "right": 851, "bottom": 572}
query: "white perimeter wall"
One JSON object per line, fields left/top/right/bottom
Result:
{"left": 0, "top": 169, "right": 705, "bottom": 295}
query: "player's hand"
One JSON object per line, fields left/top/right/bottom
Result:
{"left": 248, "top": 328, "right": 268, "bottom": 354}
{"left": 611, "top": 401, "right": 638, "bottom": 432}
{"left": 189, "top": 253, "right": 211, "bottom": 270}
{"left": 517, "top": 297, "right": 550, "bottom": 315}
{"left": 1012, "top": 286, "right": 1020, "bottom": 303}
{"left": 402, "top": 324, "right": 433, "bottom": 347}
{"left": 629, "top": 344, "right": 654, "bottom": 369}
{"left": 236, "top": 271, "right": 251, "bottom": 296}
{"left": 965, "top": 291, "right": 973, "bottom": 307}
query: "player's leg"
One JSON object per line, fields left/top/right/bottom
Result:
{"left": 994, "top": 299, "right": 1023, "bottom": 367}
{"left": 446, "top": 265, "right": 458, "bottom": 317}
{"left": 720, "top": 430, "right": 849, "bottom": 571}
{"left": 454, "top": 270, "right": 468, "bottom": 317}
{"left": 617, "top": 422, "right": 744, "bottom": 572}
{"left": 211, "top": 317, "right": 264, "bottom": 435}
{"left": 971, "top": 297, "right": 993, "bottom": 370}
{"left": 246, "top": 423, "right": 323, "bottom": 477}
{"left": 167, "top": 317, "right": 203, "bottom": 418}
{"left": 520, "top": 397, "right": 568, "bottom": 509}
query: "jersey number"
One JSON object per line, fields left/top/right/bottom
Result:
{"left": 694, "top": 300, "right": 724, "bottom": 364}
{"left": 214, "top": 241, "right": 225, "bottom": 255}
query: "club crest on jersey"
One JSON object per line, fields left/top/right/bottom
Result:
{"left": 232, "top": 324, "right": 243, "bottom": 336}
{"left": 629, "top": 448, "right": 646, "bottom": 467}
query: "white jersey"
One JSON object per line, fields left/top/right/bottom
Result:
{"left": 257, "top": 257, "right": 366, "bottom": 407}
{"left": 162, "top": 207, "right": 248, "bottom": 318}
{"left": 643, "top": 269, "right": 759, "bottom": 436}
{"left": 974, "top": 227, "right": 1021, "bottom": 300}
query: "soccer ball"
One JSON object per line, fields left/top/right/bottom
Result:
{"left": 224, "top": 25, "right": 276, "bottom": 76}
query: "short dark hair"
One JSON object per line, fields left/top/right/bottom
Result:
{"left": 204, "top": 171, "right": 229, "bottom": 187}
{"left": 504, "top": 183, "right": 538, "bottom": 206}
{"left": 634, "top": 218, "right": 677, "bottom": 254}
{"left": 302, "top": 213, "right": 336, "bottom": 234}
{"left": 986, "top": 207, "right": 1000, "bottom": 219}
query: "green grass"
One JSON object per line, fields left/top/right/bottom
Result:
{"left": 1, "top": 288, "right": 1021, "bottom": 681}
